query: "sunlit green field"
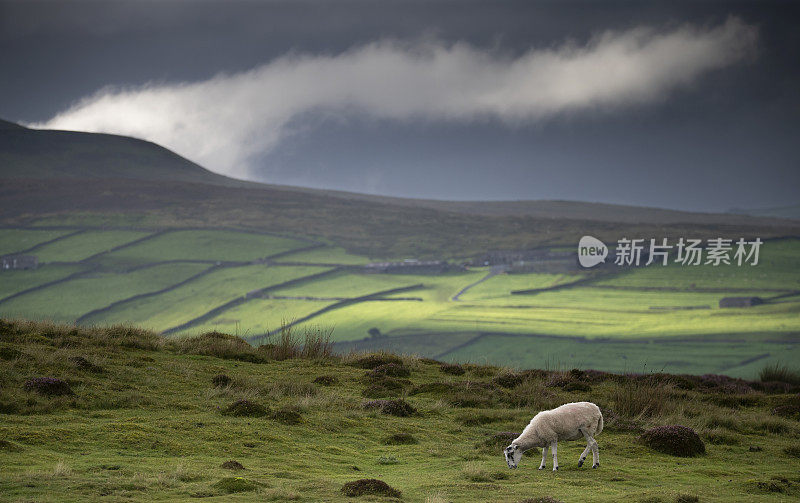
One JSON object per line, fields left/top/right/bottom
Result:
{"left": 1, "top": 226, "right": 798, "bottom": 377}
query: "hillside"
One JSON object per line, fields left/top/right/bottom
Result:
{"left": 1, "top": 120, "right": 799, "bottom": 258}
{"left": 1, "top": 319, "right": 799, "bottom": 502}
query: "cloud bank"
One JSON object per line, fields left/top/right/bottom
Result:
{"left": 34, "top": 17, "right": 757, "bottom": 179}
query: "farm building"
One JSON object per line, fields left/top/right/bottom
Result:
{"left": 1, "top": 255, "right": 38, "bottom": 270}
{"left": 719, "top": 296, "right": 764, "bottom": 308}
{"left": 363, "top": 260, "right": 463, "bottom": 275}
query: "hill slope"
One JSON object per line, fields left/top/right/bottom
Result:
{"left": 1, "top": 319, "right": 799, "bottom": 502}
{"left": 2, "top": 121, "right": 798, "bottom": 257}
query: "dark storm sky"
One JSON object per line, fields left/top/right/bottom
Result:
{"left": 1, "top": 0, "right": 798, "bottom": 212}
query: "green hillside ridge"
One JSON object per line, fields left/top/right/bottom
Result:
{"left": 1, "top": 319, "right": 799, "bottom": 502}
{"left": 2, "top": 119, "right": 799, "bottom": 258}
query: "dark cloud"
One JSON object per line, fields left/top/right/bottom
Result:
{"left": 1, "top": 0, "right": 798, "bottom": 211}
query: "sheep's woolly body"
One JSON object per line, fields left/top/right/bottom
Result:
{"left": 505, "top": 401, "right": 603, "bottom": 471}
{"left": 515, "top": 401, "right": 603, "bottom": 449}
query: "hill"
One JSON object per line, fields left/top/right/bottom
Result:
{"left": 1, "top": 120, "right": 799, "bottom": 258}
{"left": 1, "top": 319, "right": 799, "bottom": 502}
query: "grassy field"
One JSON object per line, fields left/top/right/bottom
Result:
{"left": 87, "top": 265, "right": 332, "bottom": 330}
{"left": 1, "top": 320, "right": 799, "bottom": 502}
{"left": 0, "top": 264, "right": 86, "bottom": 300}
{"left": 0, "top": 263, "right": 209, "bottom": 323}
{"left": 32, "top": 230, "right": 153, "bottom": 263}
{"left": 1, "top": 226, "right": 798, "bottom": 377}
{"left": 99, "top": 230, "right": 308, "bottom": 267}
{"left": 0, "top": 228, "right": 75, "bottom": 255}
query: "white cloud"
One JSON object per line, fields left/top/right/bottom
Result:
{"left": 33, "top": 17, "right": 757, "bottom": 179}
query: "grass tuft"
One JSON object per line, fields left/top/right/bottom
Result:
{"left": 341, "top": 478, "right": 402, "bottom": 498}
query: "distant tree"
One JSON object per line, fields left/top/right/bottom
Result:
{"left": 368, "top": 327, "right": 382, "bottom": 339}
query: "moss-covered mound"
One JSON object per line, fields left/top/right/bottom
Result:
{"left": 221, "top": 399, "right": 268, "bottom": 417}
{"left": 640, "top": 425, "right": 706, "bottom": 457}
{"left": 341, "top": 478, "right": 402, "bottom": 498}
{"left": 220, "top": 460, "right": 245, "bottom": 470}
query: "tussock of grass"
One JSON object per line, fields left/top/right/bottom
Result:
{"left": 610, "top": 381, "right": 675, "bottom": 418}
{"left": 257, "top": 324, "right": 333, "bottom": 361}
{"left": 341, "top": 478, "right": 401, "bottom": 498}
{"left": 382, "top": 433, "right": 417, "bottom": 445}
{"left": 347, "top": 352, "right": 404, "bottom": 369}
{"left": 211, "top": 476, "right": 262, "bottom": 493}
{"left": 759, "top": 363, "right": 800, "bottom": 385}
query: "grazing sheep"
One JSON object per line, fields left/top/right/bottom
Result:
{"left": 504, "top": 401, "right": 603, "bottom": 471}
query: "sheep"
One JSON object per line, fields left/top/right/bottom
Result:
{"left": 504, "top": 401, "right": 603, "bottom": 471}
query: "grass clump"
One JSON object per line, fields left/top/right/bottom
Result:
{"left": 759, "top": 363, "right": 800, "bottom": 386}
{"left": 68, "top": 355, "right": 105, "bottom": 373}
{"left": 221, "top": 399, "right": 268, "bottom": 417}
{"left": 440, "top": 363, "right": 465, "bottom": 375}
{"left": 175, "top": 332, "right": 264, "bottom": 363}
{"left": 674, "top": 496, "right": 699, "bottom": 503}
{"left": 771, "top": 403, "right": 800, "bottom": 420}
{"left": 520, "top": 498, "right": 564, "bottom": 503}
{"left": 341, "top": 478, "right": 402, "bottom": 498}
{"left": 313, "top": 375, "right": 338, "bottom": 386}
{"left": 211, "top": 476, "right": 261, "bottom": 493}
{"left": 476, "top": 432, "right": 519, "bottom": 453}
{"left": 362, "top": 399, "right": 416, "bottom": 417}
{"left": 610, "top": 381, "right": 674, "bottom": 418}
{"left": 639, "top": 425, "right": 705, "bottom": 457}
{"left": 211, "top": 374, "right": 231, "bottom": 388}
{"left": 367, "top": 363, "right": 411, "bottom": 378}
{"left": 382, "top": 433, "right": 417, "bottom": 445}
{"left": 493, "top": 371, "right": 526, "bottom": 388}
{"left": 270, "top": 407, "right": 303, "bottom": 425}
{"left": 350, "top": 352, "right": 404, "bottom": 369}
{"left": 783, "top": 446, "right": 800, "bottom": 458}
{"left": 24, "top": 377, "right": 74, "bottom": 396}
{"left": 258, "top": 324, "right": 333, "bottom": 361}
{"left": 220, "top": 460, "right": 245, "bottom": 470}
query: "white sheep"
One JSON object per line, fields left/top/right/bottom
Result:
{"left": 504, "top": 401, "right": 603, "bottom": 471}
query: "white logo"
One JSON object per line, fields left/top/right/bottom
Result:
{"left": 578, "top": 236, "right": 608, "bottom": 268}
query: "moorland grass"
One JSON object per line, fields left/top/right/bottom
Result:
{"left": 2, "top": 319, "right": 800, "bottom": 501}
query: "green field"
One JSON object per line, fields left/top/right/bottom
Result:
{"left": 0, "top": 263, "right": 209, "bottom": 323}
{"left": 1, "top": 321, "right": 799, "bottom": 502}
{"left": 88, "top": 265, "right": 331, "bottom": 330}
{"left": 100, "top": 229, "right": 308, "bottom": 266}
{"left": 32, "top": 230, "right": 153, "bottom": 263}
{"left": 0, "top": 264, "right": 86, "bottom": 300}
{"left": 0, "top": 228, "right": 75, "bottom": 255}
{"left": 1, "top": 226, "right": 798, "bottom": 377}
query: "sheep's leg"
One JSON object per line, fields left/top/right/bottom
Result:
{"left": 578, "top": 429, "right": 591, "bottom": 467}
{"left": 590, "top": 437, "right": 600, "bottom": 468}
{"left": 551, "top": 441, "right": 559, "bottom": 471}
{"left": 538, "top": 446, "right": 548, "bottom": 470}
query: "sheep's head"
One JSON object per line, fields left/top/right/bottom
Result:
{"left": 504, "top": 444, "right": 523, "bottom": 469}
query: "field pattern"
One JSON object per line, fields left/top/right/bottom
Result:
{"left": 1, "top": 226, "right": 798, "bottom": 377}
